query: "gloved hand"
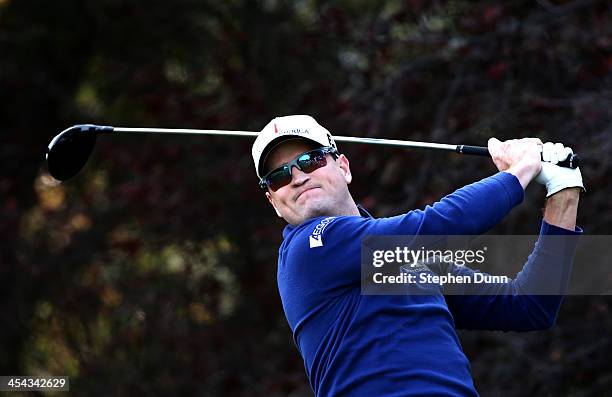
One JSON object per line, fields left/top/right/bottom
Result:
{"left": 535, "top": 142, "right": 585, "bottom": 197}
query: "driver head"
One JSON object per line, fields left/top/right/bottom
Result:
{"left": 46, "top": 124, "right": 103, "bottom": 181}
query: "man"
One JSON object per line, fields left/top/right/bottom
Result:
{"left": 252, "top": 115, "right": 584, "bottom": 396}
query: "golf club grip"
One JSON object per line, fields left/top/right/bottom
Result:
{"left": 457, "top": 145, "right": 490, "bottom": 157}
{"left": 457, "top": 145, "right": 580, "bottom": 169}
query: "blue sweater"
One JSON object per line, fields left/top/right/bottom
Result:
{"left": 277, "top": 172, "right": 581, "bottom": 396}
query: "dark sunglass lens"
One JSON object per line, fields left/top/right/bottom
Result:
{"left": 298, "top": 151, "right": 327, "bottom": 173}
{"left": 267, "top": 167, "right": 292, "bottom": 191}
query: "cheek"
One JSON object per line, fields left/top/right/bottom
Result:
{"left": 326, "top": 168, "right": 347, "bottom": 187}
{"left": 272, "top": 190, "right": 293, "bottom": 209}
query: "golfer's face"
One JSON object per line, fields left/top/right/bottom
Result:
{"left": 265, "top": 140, "right": 352, "bottom": 225}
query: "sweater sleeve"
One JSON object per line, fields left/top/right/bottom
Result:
{"left": 444, "top": 221, "right": 582, "bottom": 331}
{"left": 374, "top": 172, "right": 524, "bottom": 236}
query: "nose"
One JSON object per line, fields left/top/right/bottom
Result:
{"left": 290, "top": 165, "right": 310, "bottom": 186}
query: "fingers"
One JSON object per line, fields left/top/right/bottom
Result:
{"left": 488, "top": 137, "right": 573, "bottom": 170}
{"left": 542, "top": 142, "right": 555, "bottom": 163}
{"left": 562, "top": 146, "right": 573, "bottom": 162}
{"left": 558, "top": 145, "right": 573, "bottom": 163}
{"left": 489, "top": 137, "right": 575, "bottom": 189}
{"left": 553, "top": 143, "right": 565, "bottom": 163}
{"left": 541, "top": 142, "right": 573, "bottom": 164}
{"left": 487, "top": 137, "right": 501, "bottom": 151}
{"left": 488, "top": 137, "right": 508, "bottom": 171}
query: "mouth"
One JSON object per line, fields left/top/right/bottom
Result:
{"left": 294, "top": 186, "right": 321, "bottom": 202}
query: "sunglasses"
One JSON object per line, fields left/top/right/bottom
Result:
{"left": 259, "top": 147, "right": 338, "bottom": 191}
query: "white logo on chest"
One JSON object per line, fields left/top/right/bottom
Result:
{"left": 309, "top": 217, "right": 335, "bottom": 248}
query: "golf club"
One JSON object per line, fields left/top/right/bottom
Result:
{"left": 45, "top": 124, "right": 581, "bottom": 181}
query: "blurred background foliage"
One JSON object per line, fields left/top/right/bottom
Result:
{"left": 1, "top": 0, "right": 611, "bottom": 396}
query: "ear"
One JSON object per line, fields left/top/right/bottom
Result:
{"left": 266, "top": 192, "right": 283, "bottom": 218}
{"left": 337, "top": 154, "right": 353, "bottom": 184}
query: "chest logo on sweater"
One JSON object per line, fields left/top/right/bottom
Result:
{"left": 309, "top": 217, "right": 335, "bottom": 248}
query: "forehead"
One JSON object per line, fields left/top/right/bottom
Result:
{"left": 264, "top": 139, "right": 320, "bottom": 173}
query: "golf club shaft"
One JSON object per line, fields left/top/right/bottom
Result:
{"left": 110, "top": 126, "right": 578, "bottom": 167}
{"left": 111, "top": 127, "right": 475, "bottom": 153}
{"left": 113, "top": 126, "right": 259, "bottom": 138}
{"left": 63, "top": 124, "right": 579, "bottom": 169}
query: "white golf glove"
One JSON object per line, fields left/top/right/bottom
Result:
{"left": 535, "top": 142, "right": 585, "bottom": 197}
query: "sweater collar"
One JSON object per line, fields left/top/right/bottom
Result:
{"left": 282, "top": 204, "right": 372, "bottom": 238}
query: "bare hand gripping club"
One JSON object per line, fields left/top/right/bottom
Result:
{"left": 45, "top": 124, "right": 581, "bottom": 181}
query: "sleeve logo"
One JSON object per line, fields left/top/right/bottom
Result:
{"left": 309, "top": 217, "right": 335, "bottom": 248}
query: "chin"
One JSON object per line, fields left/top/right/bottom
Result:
{"left": 301, "top": 199, "right": 334, "bottom": 220}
